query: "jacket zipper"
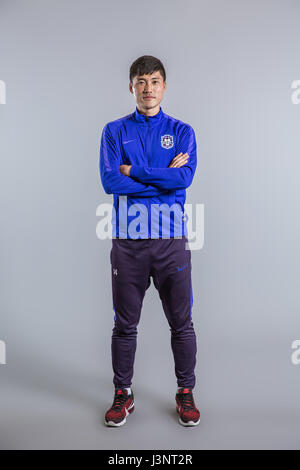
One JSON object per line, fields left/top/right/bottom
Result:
{"left": 145, "top": 116, "right": 150, "bottom": 236}
{"left": 146, "top": 116, "right": 150, "bottom": 165}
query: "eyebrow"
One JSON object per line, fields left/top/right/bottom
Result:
{"left": 136, "top": 77, "right": 161, "bottom": 81}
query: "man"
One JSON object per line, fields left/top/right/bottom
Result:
{"left": 99, "top": 55, "right": 200, "bottom": 427}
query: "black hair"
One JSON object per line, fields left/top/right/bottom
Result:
{"left": 129, "top": 55, "right": 166, "bottom": 83}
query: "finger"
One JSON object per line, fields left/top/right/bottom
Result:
{"left": 170, "top": 153, "right": 188, "bottom": 166}
{"left": 173, "top": 152, "right": 187, "bottom": 162}
{"left": 173, "top": 157, "right": 189, "bottom": 168}
{"left": 173, "top": 156, "right": 189, "bottom": 166}
{"left": 176, "top": 154, "right": 189, "bottom": 161}
{"left": 169, "top": 159, "right": 189, "bottom": 168}
{"left": 169, "top": 153, "right": 189, "bottom": 167}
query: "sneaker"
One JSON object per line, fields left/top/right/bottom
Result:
{"left": 176, "top": 387, "right": 200, "bottom": 426}
{"left": 105, "top": 388, "right": 134, "bottom": 427}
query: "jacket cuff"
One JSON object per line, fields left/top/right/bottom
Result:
{"left": 130, "top": 165, "right": 143, "bottom": 179}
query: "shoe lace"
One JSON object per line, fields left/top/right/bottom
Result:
{"left": 111, "top": 390, "right": 128, "bottom": 411}
{"left": 178, "top": 389, "right": 194, "bottom": 410}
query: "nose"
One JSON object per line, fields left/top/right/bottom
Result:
{"left": 144, "top": 83, "right": 153, "bottom": 93}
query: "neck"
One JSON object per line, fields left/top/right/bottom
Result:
{"left": 136, "top": 104, "right": 161, "bottom": 116}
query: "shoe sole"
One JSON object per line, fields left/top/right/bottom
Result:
{"left": 176, "top": 405, "right": 200, "bottom": 426}
{"left": 105, "top": 401, "right": 134, "bottom": 427}
{"left": 178, "top": 416, "right": 200, "bottom": 426}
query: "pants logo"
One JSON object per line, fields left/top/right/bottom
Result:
{"left": 177, "top": 263, "right": 188, "bottom": 272}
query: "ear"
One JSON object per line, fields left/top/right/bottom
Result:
{"left": 129, "top": 81, "right": 133, "bottom": 94}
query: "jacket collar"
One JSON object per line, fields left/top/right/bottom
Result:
{"left": 133, "top": 105, "right": 164, "bottom": 126}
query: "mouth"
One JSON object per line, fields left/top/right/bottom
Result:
{"left": 143, "top": 96, "right": 154, "bottom": 100}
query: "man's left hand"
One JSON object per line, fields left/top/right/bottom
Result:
{"left": 120, "top": 164, "right": 132, "bottom": 176}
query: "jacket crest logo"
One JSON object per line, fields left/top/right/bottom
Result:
{"left": 161, "top": 134, "right": 174, "bottom": 149}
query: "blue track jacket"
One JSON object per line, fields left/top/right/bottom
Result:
{"left": 99, "top": 106, "right": 197, "bottom": 239}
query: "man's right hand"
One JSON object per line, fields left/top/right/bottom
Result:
{"left": 168, "top": 152, "right": 189, "bottom": 168}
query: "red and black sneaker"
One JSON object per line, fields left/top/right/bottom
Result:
{"left": 176, "top": 387, "right": 200, "bottom": 426}
{"left": 105, "top": 388, "right": 134, "bottom": 427}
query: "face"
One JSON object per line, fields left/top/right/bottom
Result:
{"left": 129, "top": 71, "right": 167, "bottom": 114}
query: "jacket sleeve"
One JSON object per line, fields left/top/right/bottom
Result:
{"left": 129, "top": 125, "right": 197, "bottom": 190}
{"left": 99, "top": 124, "right": 170, "bottom": 197}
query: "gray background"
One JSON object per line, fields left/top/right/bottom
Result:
{"left": 1, "top": 0, "right": 300, "bottom": 450}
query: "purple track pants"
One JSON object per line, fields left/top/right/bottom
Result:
{"left": 110, "top": 236, "right": 197, "bottom": 389}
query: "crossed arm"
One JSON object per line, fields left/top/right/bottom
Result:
{"left": 99, "top": 124, "right": 197, "bottom": 195}
{"left": 128, "top": 126, "right": 197, "bottom": 190}
{"left": 100, "top": 124, "right": 168, "bottom": 197}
